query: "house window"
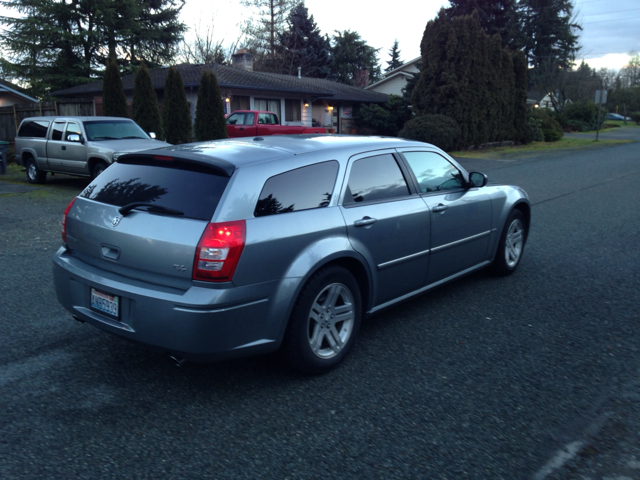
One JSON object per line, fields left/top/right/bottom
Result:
{"left": 255, "top": 98, "right": 280, "bottom": 115}
{"left": 230, "top": 95, "right": 249, "bottom": 113}
{"left": 285, "top": 99, "right": 301, "bottom": 122}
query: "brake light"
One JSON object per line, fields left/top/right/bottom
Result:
{"left": 62, "top": 197, "right": 77, "bottom": 244}
{"left": 193, "top": 220, "right": 246, "bottom": 282}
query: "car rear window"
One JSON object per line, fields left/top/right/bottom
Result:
{"left": 79, "top": 162, "right": 229, "bottom": 221}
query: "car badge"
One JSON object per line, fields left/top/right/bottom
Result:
{"left": 112, "top": 216, "right": 122, "bottom": 227}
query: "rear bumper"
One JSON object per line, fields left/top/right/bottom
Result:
{"left": 52, "top": 247, "right": 298, "bottom": 361}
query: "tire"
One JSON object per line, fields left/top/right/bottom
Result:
{"left": 25, "top": 157, "right": 46, "bottom": 184}
{"left": 282, "top": 265, "right": 362, "bottom": 374}
{"left": 492, "top": 209, "right": 527, "bottom": 276}
{"left": 92, "top": 161, "right": 108, "bottom": 179}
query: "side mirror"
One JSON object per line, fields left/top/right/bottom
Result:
{"left": 469, "top": 172, "right": 488, "bottom": 188}
{"left": 149, "top": 132, "right": 157, "bottom": 139}
{"left": 68, "top": 134, "right": 84, "bottom": 144}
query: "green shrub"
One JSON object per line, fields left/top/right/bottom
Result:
{"left": 530, "top": 108, "right": 563, "bottom": 142}
{"left": 355, "top": 104, "right": 391, "bottom": 134}
{"left": 631, "top": 112, "right": 640, "bottom": 124}
{"left": 563, "top": 101, "right": 606, "bottom": 131}
{"left": 355, "top": 95, "right": 411, "bottom": 136}
{"left": 527, "top": 116, "right": 544, "bottom": 142}
{"left": 565, "top": 119, "right": 589, "bottom": 133}
{"left": 398, "top": 114, "right": 461, "bottom": 152}
{"left": 8, "top": 144, "right": 15, "bottom": 164}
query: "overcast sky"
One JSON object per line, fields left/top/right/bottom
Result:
{"left": 188, "top": 0, "right": 639, "bottom": 72}
{"left": 0, "top": 0, "right": 637, "bottom": 72}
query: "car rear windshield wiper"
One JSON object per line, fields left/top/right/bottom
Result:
{"left": 118, "top": 203, "right": 184, "bottom": 217}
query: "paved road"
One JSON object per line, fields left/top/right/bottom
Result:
{"left": 1, "top": 132, "right": 639, "bottom": 479}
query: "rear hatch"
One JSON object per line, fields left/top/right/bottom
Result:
{"left": 65, "top": 154, "right": 232, "bottom": 289}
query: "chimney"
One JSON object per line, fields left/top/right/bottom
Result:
{"left": 232, "top": 49, "right": 254, "bottom": 71}
{"left": 354, "top": 69, "right": 370, "bottom": 89}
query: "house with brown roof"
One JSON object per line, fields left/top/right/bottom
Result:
{"left": 50, "top": 51, "right": 389, "bottom": 134}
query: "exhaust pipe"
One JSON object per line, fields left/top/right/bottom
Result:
{"left": 168, "top": 354, "right": 186, "bottom": 367}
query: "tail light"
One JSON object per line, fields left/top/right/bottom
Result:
{"left": 62, "top": 197, "right": 77, "bottom": 244}
{"left": 193, "top": 220, "right": 246, "bottom": 282}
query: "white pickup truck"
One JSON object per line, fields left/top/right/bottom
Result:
{"left": 14, "top": 116, "right": 170, "bottom": 183}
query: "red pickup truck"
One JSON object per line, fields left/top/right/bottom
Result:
{"left": 226, "top": 110, "right": 327, "bottom": 138}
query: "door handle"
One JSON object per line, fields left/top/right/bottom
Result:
{"left": 61, "top": 146, "right": 66, "bottom": 150}
{"left": 432, "top": 204, "right": 448, "bottom": 213}
{"left": 354, "top": 216, "right": 377, "bottom": 227}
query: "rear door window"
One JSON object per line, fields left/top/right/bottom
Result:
{"left": 343, "top": 154, "right": 410, "bottom": 204}
{"left": 254, "top": 161, "right": 339, "bottom": 217}
{"left": 79, "top": 161, "right": 229, "bottom": 221}
{"left": 51, "top": 122, "right": 65, "bottom": 141}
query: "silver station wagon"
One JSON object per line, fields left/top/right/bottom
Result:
{"left": 53, "top": 135, "right": 530, "bottom": 373}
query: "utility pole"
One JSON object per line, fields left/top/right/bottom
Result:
{"left": 595, "top": 89, "right": 607, "bottom": 142}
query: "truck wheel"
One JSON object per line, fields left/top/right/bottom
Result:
{"left": 92, "top": 161, "right": 108, "bottom": 179}
{"left": 26, "top": 157, "right": 46, "bottom": 184}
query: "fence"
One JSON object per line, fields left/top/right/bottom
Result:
{"left": 0, "top": 99, "right": 96, "bottom": 142}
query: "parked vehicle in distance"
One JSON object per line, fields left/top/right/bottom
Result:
{"left": 53, "top": 135, "right": 530, "bottom": 374}
{"left": 605, "top": 113, "right": 632, "bottom": 121}
{"left": 14, "top": 116, "right": 171, "bottom": 183}
{"left": 226, "top": 110, "right": 326, "bottom": 137}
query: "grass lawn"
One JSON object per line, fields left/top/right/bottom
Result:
{"left": 451, "top": 134, "right": 635, "bottom": 160}
{"left": 1, "top": 163, "right": 28, "bottom": 183}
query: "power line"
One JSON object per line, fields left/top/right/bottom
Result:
{"left": 584, "top": 16, "right": 640, "bottom": 24}
{"left": 582, "top": 7, "right": 640, "bottom": 17}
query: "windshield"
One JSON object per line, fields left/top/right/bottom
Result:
{"left": 83, "top": 120, "right": 150, "bottom": 141}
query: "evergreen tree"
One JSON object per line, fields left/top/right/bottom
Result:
{"left": 240, "top": 0, "right": 298, "bottom": 72}
{"left": 412, "top": 9, "right": 527, "bottom": 147}
{"left": 445, "top": 0, "right": 522, "bottom": 48}
{"left": 277, "top": 3, "right": 331, "bottom": 77}
{"left": 402, "top": 63, "right": 420, "bottom": 100}
{"left": 330, "top": 30, "right": 381, "bottom": 86}
{"left": 132, "top": 61, "right": 162, "bottom": 138}
{"left": 102, "top": 58, "right": 128, "bottom": 117}
{"left": 521, "top": 0, "right": 581, "bottom": 109}
{"left": 385, "top": 40, "right": 403, "bottom": 73}
{"left": 512, "top": 49, "right": 530, "bottom": 143}
{"left": 162, "top": 66, "right": 192, "bottom": 144}
{"left": 0, "top": 0, "right": 185, "bottom": 96}
{"left": 194, "top": 70, "right": 228, "bottom": 141}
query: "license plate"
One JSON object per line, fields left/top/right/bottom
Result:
{"left": 91, "top": 288, "right": 120, "bottom": 318}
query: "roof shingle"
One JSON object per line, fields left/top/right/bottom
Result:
{"left": 51, "top": 63, "right": 389, "bottom": 103}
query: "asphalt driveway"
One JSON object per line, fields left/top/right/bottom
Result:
{"left": 1, "top": 134, "right": 639, "bottom": 479}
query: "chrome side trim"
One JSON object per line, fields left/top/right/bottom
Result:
{"left": 232, "top": 339, "right": 276, "bottom": 350}
{"left": 378, "top": 249, "right": 431, "bottom": 270}
{"left": 368, "top": 260, "right": 492, "bottom": 314}
{"left": 430, "top": 230, "right": 491, "bottom": 254}
{"left": 173, "top": 298, "right": 269, "bottom": 314}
